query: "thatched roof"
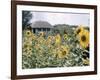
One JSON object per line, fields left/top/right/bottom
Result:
{"left": 31, "top": 21, "right": 53, "bottom": 28}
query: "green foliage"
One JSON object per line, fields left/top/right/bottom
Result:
{"left": 22, "top": 11, "right": 32, "bottom": 30}
{"left": 22, "top": 25, "right": 90, "bottom": 69}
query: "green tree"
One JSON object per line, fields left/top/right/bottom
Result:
{"left": 22, "top": 11, "right": 32, "bottom": 30}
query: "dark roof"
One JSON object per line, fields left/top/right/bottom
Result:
{"left": 31, "top": 21, "right": 53, "bottom": 28}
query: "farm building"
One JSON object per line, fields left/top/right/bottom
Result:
{"left": 31, "top": 21, "right": 53, "bottom": 33}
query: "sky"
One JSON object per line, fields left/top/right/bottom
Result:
{"left": 30, "top": 11, "right": 90, "bottom": 27}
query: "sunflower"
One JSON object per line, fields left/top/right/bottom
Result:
{"left": 55, "top": 34, "right": 61, "bottom": 45}
{"left": 57, "top": 45, "right": 69, "bottom": 59}
{"left": 63, "top": 34, "right": 68, "bottom": 40}
{"left": 79, "top": 30, "right": 89, "bottom": 48}
{"left": 38, "top": 37, "right": 45, "bottom": 44}
{"left": 46, "top": 36, "right": 54, "bottom": 45}
{"left": 75, "top": 25, "right": 84, "bottom": 35}
{"left": 47, "top": 36, "right": 52, "bottom": 42}
{"left": 23, "top": 47, "right": 32, "bottom": 56}
{"left": 39, "top": 32, "right": 45, "bottom": 37}
{"left": 24, "top": 40, "right": 32, "bottom": 46}
{"left": 25, "top": 30, "right": 32, "bottom": 37}
{"left": 27, "top": 47, "right": 32, "bottom": 52}
{"left": 47, "top": 36, "right": 52, "bottom": 40}
{"left": 52, "top": 36, "right": 55, "bottom": 42}
{"left": 82, "top": 58, "right": 89, "bottom": 65}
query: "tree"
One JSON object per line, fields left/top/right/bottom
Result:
{"left": 22, "top": 11, "right": 32, "bottom": 30}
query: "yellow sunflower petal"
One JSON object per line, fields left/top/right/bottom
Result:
{"left": 75, "top": 25, "right": 84, "bottom": 35}
{"left": 82, "top": 58, "right": 89, "bottom": 65}
{"left": 63, "top": 34, "right": 68, "bottom": 40}
{"left": 55, "top": 34, "right": 61, "bottom": 45}
{"left": 57, "top": 45, "right": 69, "bottom": 59}
{"left": 79, "top": 30, "right": 89, "bottom": 48}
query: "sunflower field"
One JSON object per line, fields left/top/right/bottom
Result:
{"left": 22, "top": 25, "right": 90, "bottom": 69}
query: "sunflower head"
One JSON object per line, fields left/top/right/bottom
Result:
{"left": 23, "top": 47, "right": 32, "bottom": 56}
{"left": 47, "top": 36, "right": 52, "bottom": 40}
{"left": 46, "top": 36, "right": 52, "bottom": 44}
{"left": 39, "top": 32, "right": 45, "bottom": 37}
{"left": 63, "top": 34, "right": 68, "bottom": 40}
{"left": 27, "top": 47, "right": 32, "bottom": 53}
{"left": 38, "top": 37, "right": 45, "bottom": 44}
{"left": 55, "top": 34, "right": 61, "bottom": 45}
{"left": 79, "top": 30, "right": 89, "bottom": 48}
{"left": 25, "top": 30, "right": 32, "bottom": 37}
{"left": 57, "top": 45, "right": 69, "bottom": 59}
{"left": 23, "top": 40, "right": 32, "bottom": 49}
{"left": 75, "top": 25, "right": 84, "bottom": 35}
